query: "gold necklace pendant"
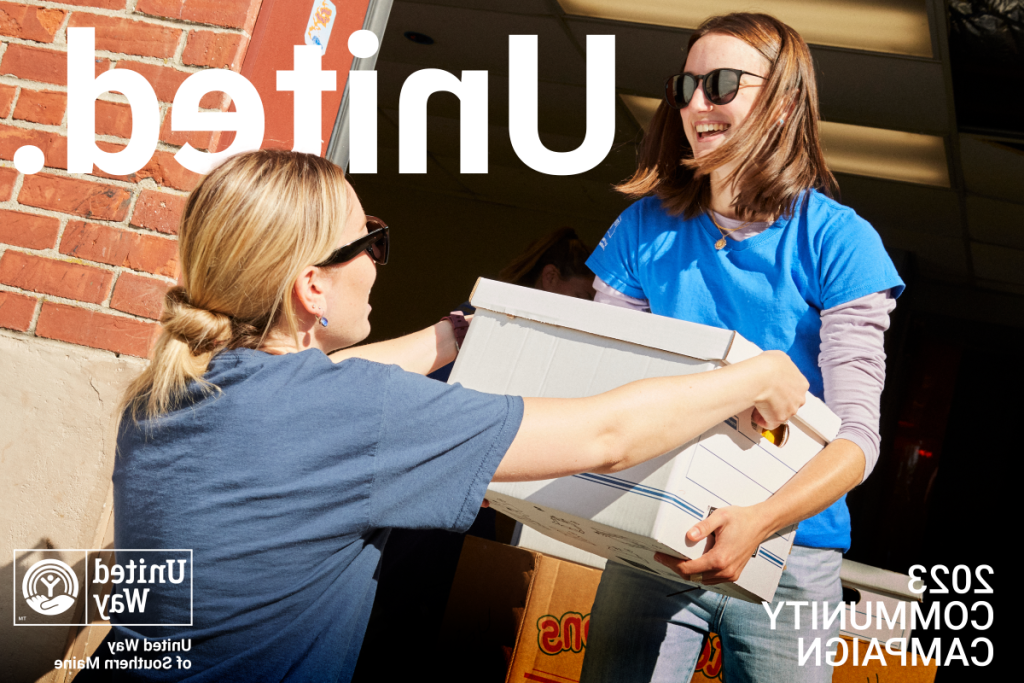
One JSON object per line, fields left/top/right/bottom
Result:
{"left": 708, "top": 211, "right": 749, "bottom": 251}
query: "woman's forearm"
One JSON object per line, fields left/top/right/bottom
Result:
{"left": 654, "top": 435, "right": 865, "bottom": 585}
{"left": 753, "top": 438, "right": 865, "bottom": 538}
{"left": 495, "top": 351, "right": 808, "bottom": 482}
{"left": 328, "top": 321, "right": 458, "bottom": 375}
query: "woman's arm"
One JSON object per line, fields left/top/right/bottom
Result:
{"left": 329, "top": 320, "right": 459, "bottom": 375}
{"left": 655, "top": 291, "right": 896, "bottom": 584}
{"left": 494, "top": 350, "right": 809, "bottom": 481}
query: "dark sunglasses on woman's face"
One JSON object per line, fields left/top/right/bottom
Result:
{"left": 664, "top": 68, "right": 766, "bottom": 109}
{"left": 316, "top": 216, "right": 390, "bottom": 267}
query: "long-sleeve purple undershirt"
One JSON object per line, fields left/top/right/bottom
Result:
{"left": 592, "top": 211, "right": 896, "bottom": 482}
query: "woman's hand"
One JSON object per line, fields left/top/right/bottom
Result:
{"left": 328, "top": 314, "right": 472, "bottom": 375}
{"left": 653, "top": 505, "right": 769, "bottom": 584}
{"left": 749, "top": 350, "right": 808, "bottom": 429}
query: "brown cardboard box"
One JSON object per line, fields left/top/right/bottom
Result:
{"left": 440, "top": 536, "right": 602, "bottom": 683}
{"left": 443, "top": 539, "right": 936, "bottom": 683}
{"left": 689, "top": 633, "right": 724, "bottom": 682}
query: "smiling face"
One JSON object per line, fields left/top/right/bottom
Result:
{"left": 680, "top": 33, "right": 770, "bottom": 159}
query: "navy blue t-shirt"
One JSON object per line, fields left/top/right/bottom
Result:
{"left": 95, "top": 349, "right": 523, "bottom": 682}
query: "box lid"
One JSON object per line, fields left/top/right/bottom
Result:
{"left": 469, "top": 279, "right": 841, "bottom": 442}
{"left": 471, "top": 278, "right": 736, "bottom": 361}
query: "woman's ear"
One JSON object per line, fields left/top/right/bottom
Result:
{"left": 538, "top": 263, "right": 563, "bottom": 293}
{"left": 292, "top": 265, "right": 327, "bottom": 319}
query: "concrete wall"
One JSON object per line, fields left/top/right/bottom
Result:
{"left": 1, "top": 330, "right": 142, "bottom": 682}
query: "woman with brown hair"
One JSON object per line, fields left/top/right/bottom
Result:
{"left": 92, "top": 149, "right": 808, "bottom": 682}
{"left": 497, "top": 226, "right": 596, "bottom": 299}
{"left": 427, "top": 226, "right": 596, "bottom": 384}
{"left": 582, "top": 13, "right": 904, "bottom": 683}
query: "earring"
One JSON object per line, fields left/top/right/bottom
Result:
{"left": 315, "top": 308, "right": 329, "bottom": 327}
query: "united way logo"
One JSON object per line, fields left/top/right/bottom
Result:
{"left": 23, "top": 559, "right": 79, "bottom": 616}
{"left": 15, "top": 549, "right": 192, "bottom": 626}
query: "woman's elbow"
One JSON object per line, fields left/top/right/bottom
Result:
{"left": 585, "top": 430, "right": 632, "bottom": 473}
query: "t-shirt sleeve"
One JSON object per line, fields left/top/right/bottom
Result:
{"left": 586, "top": 202, "right": 648, "bottom": 300}
{"left": 368, "top": 366, "right": 524, "bottom": 532}
{"left": 593, "top": 276, "right": 651, "bottom": 312}
{"left": 817, "top": 209, "right": 906, "bottom": 310}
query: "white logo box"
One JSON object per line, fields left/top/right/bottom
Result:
{"left": 449, "top": 279, "right": 841, "bottom": 603}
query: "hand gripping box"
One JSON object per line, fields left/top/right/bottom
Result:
{"left": 449, "top": 279, "right": 842, "bottom": 603}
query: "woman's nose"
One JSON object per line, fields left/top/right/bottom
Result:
{"left": 688, "top": 79, "right": 713, "bottom": 111}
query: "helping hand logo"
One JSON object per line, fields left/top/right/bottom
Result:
{"left": 23, "top": 559, "right": 79, "bottom": 616}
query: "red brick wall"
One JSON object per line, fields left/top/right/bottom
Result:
{"left": 0, "top": 0, "right": 263, "bottom": 357}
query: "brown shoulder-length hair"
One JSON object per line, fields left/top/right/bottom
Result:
{"left": 618, "top": 12, "right": 837, "bottom": 221}
{"left": 497, "top": 227, "right": 593, "bottom": 287}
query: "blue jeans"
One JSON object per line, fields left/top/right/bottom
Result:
{"left": 580, "top": 546, "right": 843, "bottom": 683}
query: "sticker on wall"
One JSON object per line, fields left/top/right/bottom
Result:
{"left": 305, "top": 0, "right": 337, "bottom": 56}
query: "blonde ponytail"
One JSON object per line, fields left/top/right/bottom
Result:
{"left": 120, "top": 151, "right": 349, "bottom": 425}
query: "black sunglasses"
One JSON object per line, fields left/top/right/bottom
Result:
{"left": 664, "top": 68, "right": 765, "bottom": 109}
{"left": 316, "top": 216, "right": 389, "bottom": 267}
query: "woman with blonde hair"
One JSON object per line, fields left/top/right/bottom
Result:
{"left": 581, "top": 12, "right": 905, "bottom": 683}
{"left": 91, "top": 149, "right": 808, "bottom": 682}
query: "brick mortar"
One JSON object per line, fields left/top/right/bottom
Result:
{"left": 1, "top": 275, "right": 173, "bottom": 348}
{"left": 0, "top": 120, "right": 228, "bottom": 184}
{"left": 26, "top": 288, "right": 43, "bottom": 332}
{"left": 0, "top": 167, "right": 187, "bottom": 234}
{"left": 2, "top": 157, "right": 171, "bottom": 191}
{"left": 0, "top": 83, "right": 19, "bottom": 120}
{"left": 0, "top": 280, "right": 42, "bottom": 330}
{"left": 173, "top": 27, "right": 188, "bottom": 63}
{"left": 0, "top": 194, "right": 185, "bottom": 243}
{"left": 0, "top": 244, "right": 180, "bottom": 283}
{"left": 131, "top": 9, "right": 259, "bottom": 37}
{"left": 2, "top": 34, "right": 205, "bottom": 67}
{"left": 0, "top": 201, "right": 181, "bottom": 278}
{"left": 6, "top": 157, "right": 27, "bottom": 196}
{"left": 55, "top": 2, "right": 72, "bottom": 38}
{"left": 0, "top": 76, "right": 235, "bottom": 120}
{"left": 19, "top": 286, "right": 161, "bottom": 323}
{"left": 0, "top": 242, "right": 162, "bottom": 281}
{"left": 0, "top": 257, "right": 167, "bottom": 320}
{"left": 14, "top": 2, "right": 256, "bottom": 41}
{"left": 3, "top": 41, "right": 251, "bottom": 75}
{"left": 99, "top": 265, "right": 116, "bottom": 306}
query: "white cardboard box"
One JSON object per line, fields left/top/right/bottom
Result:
{"left": 839, "top": 560, "right": 922, "bottom": 642}
{"left": 451, "top": 279, "right": 841, "bottom": 602}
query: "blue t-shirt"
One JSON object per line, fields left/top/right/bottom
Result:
{"left": 587, "top": 191, "right": 904, "bottom": 551}
{"left": 94, "top": 349, "right": 523, "bottom": 682}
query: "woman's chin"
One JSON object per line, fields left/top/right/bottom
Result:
{"left": 693, "top": 140, "right": 725, "bottom": 158}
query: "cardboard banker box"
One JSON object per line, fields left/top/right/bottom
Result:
{"left": 450, "top": 279, "right": 841, "bottom": 603}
